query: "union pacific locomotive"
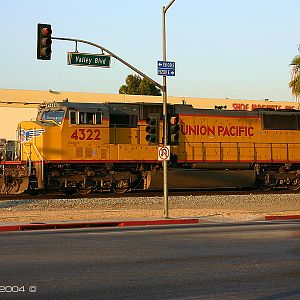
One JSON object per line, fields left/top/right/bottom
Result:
{"left": 0, "top": 100, "right": 300, "bottom": 194}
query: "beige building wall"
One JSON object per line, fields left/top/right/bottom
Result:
{"left": 0, "top": 88, "right": 299, "bottom": 140}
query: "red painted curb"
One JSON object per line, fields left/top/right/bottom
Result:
{"left": 265, "top": 215, "right": 300, "bottom": 221}
{"left": 118, "top": 219, "right": 199, "bottom": 227}
{"left": 0, "top": 225, "right": 21, "bottom": 232}
{"left": 0, "top": 219, "right": 199, "bottom": 232}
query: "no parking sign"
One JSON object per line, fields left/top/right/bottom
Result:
{"left": 158, "top": 146, "right": 170, "bottom": 161}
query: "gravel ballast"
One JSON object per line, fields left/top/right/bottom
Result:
{"left": 0, "top": 193, "right": 299, "bottom": 223}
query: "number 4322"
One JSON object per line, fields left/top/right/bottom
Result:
{"left": 71, "top": 129, "right": 101, "bottom": 141}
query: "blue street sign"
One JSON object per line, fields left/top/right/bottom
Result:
{"left": 157, "top": 61, "right": 175, "bottom": 76}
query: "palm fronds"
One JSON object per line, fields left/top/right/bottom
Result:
{"left": 289, "top": 55, "right": 300, "bottom": 100}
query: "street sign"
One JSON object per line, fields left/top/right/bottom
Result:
{"left": 157, "top": 61, "right": 175, "bottom": 76}
{"left": 158, "top": 146, "right": 171, "bottom": 161}
{"left": 67, "top": 52, "right": 111, "bottom": 67}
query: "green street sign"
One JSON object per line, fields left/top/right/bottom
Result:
{"left": 67, "top": 52, "right": 111, "bottom": 67}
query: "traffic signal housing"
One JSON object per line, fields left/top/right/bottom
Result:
{"left": 169, "top": 115, "right": 180, "bottom": 144}
{"left": 145, "top": 115, "right": 159, "bottom": 144}
{"left": 37, "top": 24, "right": 52, "bottom": 60}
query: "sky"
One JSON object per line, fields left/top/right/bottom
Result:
{"left": 0, "top": 0, "right": 300, "bottom": 102}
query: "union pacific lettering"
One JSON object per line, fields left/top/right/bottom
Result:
{"left": 181, "top": 124, "right": 254, "bottom": 137}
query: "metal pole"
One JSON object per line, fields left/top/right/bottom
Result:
{"left": 52, "top": 36, "right": 162, "bottom": 90}
{"left": 162, "top": 0, "right": 175, "bottom": 219}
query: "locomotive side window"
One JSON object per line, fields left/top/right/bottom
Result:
{"left": 263, "top": 114, "right": 299, "bottom": 130}
{"left": 79, "top": 112, "right": 85, "bottom": 124}
{"left": 86, "top": 112, "right": 94, "bottom": 124}
{"left": 110, "top": 114, "right": 137, "bottom": 128}
{"left": 70, "top": 111, "right": 102, "bottom": 125}
{"left": 95, "top": 112, "right": 102, "bottom": 124}
{"left": 70, "top": 111, "right": 76, "bottom": 124}
{"left": 42, "top": 110, "right": 65, "bottom": 124}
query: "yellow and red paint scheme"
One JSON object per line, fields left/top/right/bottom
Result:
{"left": 172, "top": 110, "right": 300, "bottom": 164}
{"left": 2, "top": 101, "right": 300, "bottom": 194}
{"left": 19, "top": 114, "right": 160, "bottom": 164}
{"left": 17, "top": 101, "right": 162, "bottom": 192}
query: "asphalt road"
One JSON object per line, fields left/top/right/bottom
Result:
{"left": 0, "top": 222, "right": 300, "bottom": 299}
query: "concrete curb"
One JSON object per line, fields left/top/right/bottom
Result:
{"left": 0, "top": 218, "right": 200, "bottom": 232}
{"left": 265, "top": 215, "right": 300, "bottom": 221}
{"left": 2, "top": 214, "right": 299, "bottom": 232}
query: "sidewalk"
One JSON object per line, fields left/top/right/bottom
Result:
{"left": 1, "top": 193, "right": 300, "bottom": 232}
{"left": 0, "top": 214, "right": 299, "bottom": 232}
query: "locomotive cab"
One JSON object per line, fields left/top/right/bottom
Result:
{"left": 17, "top": 101, "right": 161, "bottom": 194}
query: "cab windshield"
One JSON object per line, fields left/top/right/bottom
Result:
{"left": 42, "top": 110, "right": 65, "bottom": 124}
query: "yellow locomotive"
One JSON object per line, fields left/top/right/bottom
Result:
{"left": 167, "top": 105, "right": 300, "bottom": 191}
{"left": 0, "top": 100, "right": 300, "bottom": 194}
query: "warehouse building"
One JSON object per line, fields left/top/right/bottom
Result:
{"left": 0, "top": 88, "right": 299, "bottom": 140}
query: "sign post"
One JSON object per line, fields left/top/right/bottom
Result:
{"left": 160, "top": 0, "right": 176, "bottom": 219}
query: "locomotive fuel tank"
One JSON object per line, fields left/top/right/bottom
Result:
{"left": 148, "top": 168, "right": 256, "bottom": 190}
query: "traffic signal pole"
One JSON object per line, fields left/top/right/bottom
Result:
{"left": 162, "top": 12, "right": 169, "bottom": 218}
{"left": 51, "top": 36, "right": 163, "bottom": 90}
{"left": 162, "top": 0, "right": 175, "bottom": 219}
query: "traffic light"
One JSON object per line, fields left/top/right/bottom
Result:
{"left": 37, "top": 23, "right": 52, "bottom": 60}
{"left": 169, "top": 115, "right": 180, "bottom": 144}
{"left": 145, "top": 116, "right": 159, "bottom": 144}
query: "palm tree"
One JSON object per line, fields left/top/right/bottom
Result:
{"left": 289, "top": 54, "right": 300, "bottom": 100}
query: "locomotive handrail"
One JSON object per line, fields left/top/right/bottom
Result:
{"left": 21, "top": 141, "right": 44, "bottom": 181}
{"left": 21, "top": 143, "right": 32, "bottom": 176}
{"left": 32, "top": 144, "right": 44, "bottom": 181}
{"left": 185, "top": 141, "right": 300, "bottom": 163}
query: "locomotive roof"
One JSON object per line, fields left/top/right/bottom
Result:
{"left": 52, "top": 101, "right": 105, "bottom": 110}
{"left": 172, "top": 104, "right": 300, "bottom": 117}
{"left": 41, "top": 101, "right": 153, "bottom": 110}
{"left": 40, "top": 101, "right": 300, "bottom": 117}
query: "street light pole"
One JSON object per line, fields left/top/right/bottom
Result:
{"left": 162, "top": 0, "right": 175, "bottom": 219}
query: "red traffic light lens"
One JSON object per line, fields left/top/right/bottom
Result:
{"left": 41, "top": 27, "right": 52, "bottom": 37}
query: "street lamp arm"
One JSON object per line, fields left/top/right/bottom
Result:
{"left": 52, "top": 36, "right": 163, "bottom": 90}
{"left": 164, "top": 0, "right": 176, "bottom": 12}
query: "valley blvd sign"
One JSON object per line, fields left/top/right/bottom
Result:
{"left": 67, "top": 52, "right": 111, "bottom": 67}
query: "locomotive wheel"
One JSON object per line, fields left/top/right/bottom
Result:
{"left": 76, "top": 186, "right": 92, "bottom": 195}
{"left": 0, "top": 177, "right": 29, "bottom": 194}
{"left": 112, "top": 179, "right": 129, "bottom": 194}
{"left": 76, "top": 181, "right": 92, "bottom": 195}
{"left": 259, "top": 173, "right": 272, "bottom": 191}
{"left": 260, "top": 184, "right": 272, "bottom": 192}
{"left": 288, "top": 178, "right": 300, "bottom": 191}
